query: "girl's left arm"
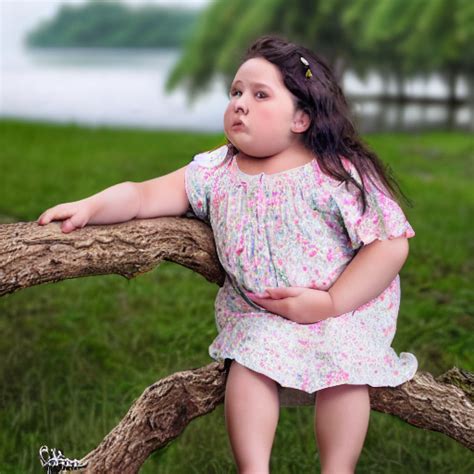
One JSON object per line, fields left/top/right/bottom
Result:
{"left": 246, "top": 236, "right": 410, "bottom": 324}
{"left": 327, "top": 236, "right": 409, "bottom": 317}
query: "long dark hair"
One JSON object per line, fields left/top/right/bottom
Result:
{"left": 229, "top": 35, "right": 412, "bottom": 213}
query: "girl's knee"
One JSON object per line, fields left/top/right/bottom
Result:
{"left": 226, "top": 360, "right": 279, "bottom": 398}
{"left": 317, "top": 383, "right": 368, "bottom": 399}
{"left": 315, "top": 384, "right": 371, "bottom": 421}
{"left": 229, "top": 360, "right": 275, "bottom": 382}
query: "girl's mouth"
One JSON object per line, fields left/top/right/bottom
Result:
{"left": 232, "top": 121, "right": 245, "bottom": 130}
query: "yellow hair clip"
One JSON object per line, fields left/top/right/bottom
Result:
{"left": 300, "top": 56, "right": 313, "bottom": 79}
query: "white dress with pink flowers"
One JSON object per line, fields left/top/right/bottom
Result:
{"left": 184, "top": 143, "right": 418, "bottom": 394}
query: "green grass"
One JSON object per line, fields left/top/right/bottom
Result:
{"left": 0, "top": 119, "right": 473, "bottom": 473}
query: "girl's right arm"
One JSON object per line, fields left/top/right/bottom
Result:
{"left": 37, "top": 164, "right": 190, "bottom": 233}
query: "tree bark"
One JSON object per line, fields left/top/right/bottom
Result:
{"left": 0, "top": 216, "right": 224, "bottom": 297}
{"left": 80, "top": 362, "right": 228, "bottom": 473}
{"left": 1, "top": 217, "right": 473, "bottom": 472}
{"left": 74, "top": 363, "right": 472, "bottom": 473}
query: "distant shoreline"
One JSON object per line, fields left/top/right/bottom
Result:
{"left": 26, "top": 2, "right": 200, "bottom": 49}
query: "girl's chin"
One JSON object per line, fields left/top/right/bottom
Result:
{"left": 226, "top": 134, "right": 278, "bottom": 157}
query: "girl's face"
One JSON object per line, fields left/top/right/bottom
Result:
{"left": 224, "top": 57, "right": 308, "bottom": 158}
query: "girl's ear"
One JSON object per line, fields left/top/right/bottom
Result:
{"left": 291, "top": 108, "right": 311, "bottom": 134}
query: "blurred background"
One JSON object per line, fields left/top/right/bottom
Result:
{"left": 1, "top": 0, "right": 473, "bottom": 132}
{"left": 1, "top": 1, "right": 473, "bottom": 473}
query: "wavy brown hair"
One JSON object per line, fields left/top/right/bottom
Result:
{"left": 228, "top": 35, "right": 412, "bottom": 213}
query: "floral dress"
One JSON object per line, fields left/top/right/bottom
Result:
{"left": 184, "top": 143, "right": 418, "bottom": 394}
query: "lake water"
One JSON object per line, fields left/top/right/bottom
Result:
{"left": 1, "top": 44, "right": 471, "bottom": 132}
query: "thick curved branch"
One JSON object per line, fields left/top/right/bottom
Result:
{"left": 0, "top": 217, "right": 224, "bottom": 296}
{"left": 75, "top": 364, "right": 472, "bottom": 473}
{"left": 1, "top": 218, "right": 472, "bottom": 473}
{"left": 80, "top": 362, "right": 228, "bottom": 473}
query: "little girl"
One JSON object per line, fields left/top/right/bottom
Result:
{"left": 38, "top": 35, "right": 418, "bottom": 473}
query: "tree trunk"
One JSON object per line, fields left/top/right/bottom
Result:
{"left": 444, "top": 68, "right": 458, "bottom": 130}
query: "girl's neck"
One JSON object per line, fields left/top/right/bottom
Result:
{"left": 236, "top": 141, "right": 315, "bottom": 175}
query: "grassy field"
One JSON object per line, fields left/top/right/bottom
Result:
{"left": 0, "top": 119, "right": 472, "bottom": 473}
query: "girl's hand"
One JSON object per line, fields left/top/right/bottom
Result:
{"left": 245, "top": 286, "right": 336, "bottom": 324}
{"left": 37, "top": 200, "right": 93, "bottom": 234}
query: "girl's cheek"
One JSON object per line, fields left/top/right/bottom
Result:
{"left": 258, "top": 107, "right": 275, "bottom": 120}
{"left": 259, "top": 105, "right": 288, "bottom": 126}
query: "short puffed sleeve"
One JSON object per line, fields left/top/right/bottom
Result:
{"left": 329, "top": 159, "right": 415, "bottom": 250}
{"left": 184, "top": 144, "right": 230, "bottom": 223}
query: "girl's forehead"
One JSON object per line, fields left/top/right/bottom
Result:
{"left": 233, "top": 57, "right": 284, "bottom": 88}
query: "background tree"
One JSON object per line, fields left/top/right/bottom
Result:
{"left": 165, "top": 0, "right": 359, "bottom": 100}
{"left": 27, "top": 1, "right": 199, "bottom": 48}
{"left": 166, "top": 0, "right": 473, "bottom": 127}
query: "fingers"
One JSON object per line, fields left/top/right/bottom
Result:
{"left": 247, "top": 295, "right": 293, "bottom": 318}
{"left": 60, "top": 211, "right": 88, "bottom": 233}
{"left": 248, "top": 287, "right": 304, "bottom": 300}
{"left": 37, "top": 204, "right": 72, "bottom": 225}
{"left": 60, "top": 218, "right": 75, "bottom": 234}
{"left": 245, "top": 291, "right": 270, "bottom": 299}
{"left": 268, "top": 287, "right": 305, "bottom": 298}
{"left": 37, "top": 203, "right": 89, "bottom": 233}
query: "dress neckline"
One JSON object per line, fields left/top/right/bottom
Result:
{"left": 231, "top": 150, "right": 316, "bottom": 180}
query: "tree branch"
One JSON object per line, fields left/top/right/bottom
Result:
{"left": 0, "top": 217, "right": 224, "bottom": 296}
{"left": 1, "top": 217, "right": 472, "bottom": 473}
{"left": 80, "top": 363, "right": 472, "bottom": 472}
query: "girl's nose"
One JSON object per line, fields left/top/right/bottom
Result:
{"left": 234, "top": 95, "right": 248, "bottom": 114}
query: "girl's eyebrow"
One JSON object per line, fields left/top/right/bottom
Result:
{"left": 231, "top": 80, "right": 273, "bottom": 90}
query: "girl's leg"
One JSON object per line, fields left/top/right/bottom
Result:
{"left": 224, "top": 360, "right": 280, "bottom": 474}
{"left": 314, "top": 384, "right": 370, "bottom": 474}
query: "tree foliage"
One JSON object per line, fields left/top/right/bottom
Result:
{"left": 27, "top": 0, "right": 199, "bottom": 48}
{"left": 166, "top": 0, "right": 473, "bottom": 101}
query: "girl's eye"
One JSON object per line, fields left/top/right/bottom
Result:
{"left": 229, "top": 90, "right": 267, "bottom": 99}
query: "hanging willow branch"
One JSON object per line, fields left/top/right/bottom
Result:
{"left": 1, "top": 217, "right": 473, "bottom": 473}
